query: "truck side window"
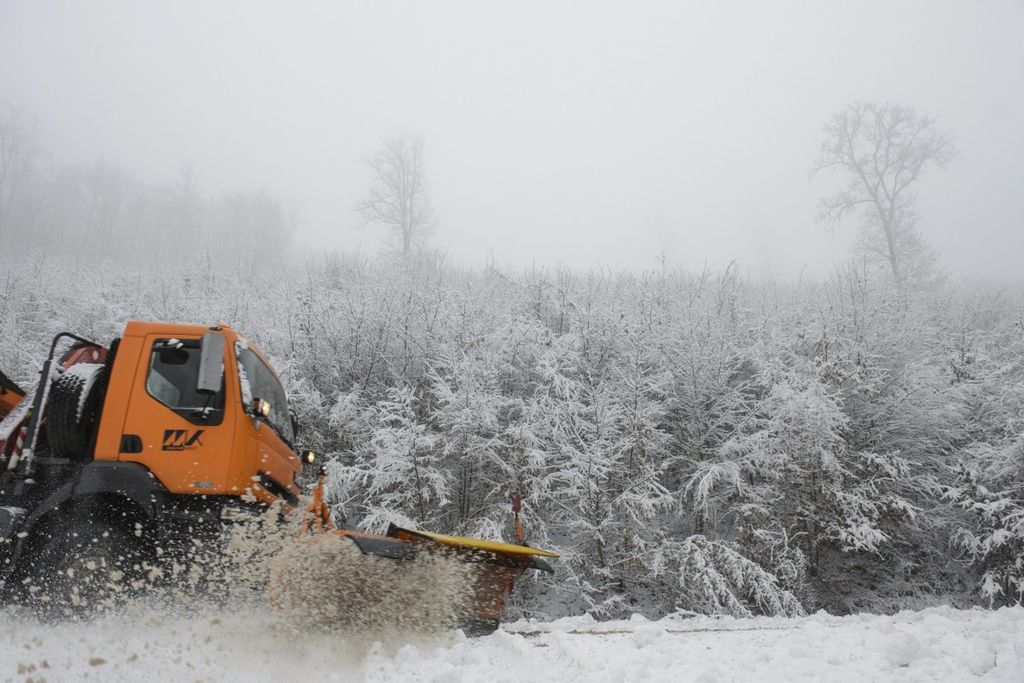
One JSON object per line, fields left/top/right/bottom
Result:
{"left": 146, "top": 339, "right": 225, "bottom": 425}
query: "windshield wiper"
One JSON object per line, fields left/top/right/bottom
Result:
{"left": 188, "top": 394, "right": 218, "bottom": 422}
{"left": 188, "top": 406, "right": 216, "bottom": 422}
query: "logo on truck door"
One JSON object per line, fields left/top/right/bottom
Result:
{"left": 162, "top": 429, "right": 205, "bottom": 451}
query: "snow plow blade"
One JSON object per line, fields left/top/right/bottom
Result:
{"left": 386, "top": 524, "right": 558, "bottom": 571}
{"left": 298, "top": 472, "right": 557, "bottom": 634}
{"left": 329, "top": 525, "right": 557, "bottom": 635}
{"left": 335, "top": 525, "right": 556, "bottom": 571}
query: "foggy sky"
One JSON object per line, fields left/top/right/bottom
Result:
{"left": 1, "top": 1, "right": 1021, "bottom": 279}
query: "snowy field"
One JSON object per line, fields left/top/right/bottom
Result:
{"left": 1, "top": 606, "right": 1021, "bottom": 682}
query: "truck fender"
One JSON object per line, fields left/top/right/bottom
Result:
{"left": 1, "top": 462, "right": 166, "bottom": 586}
{"left": 72, "top": 461, "right": 165, "bottom": 518}
{"left": 0, "top": 482, "right": 73, "bottom": 588}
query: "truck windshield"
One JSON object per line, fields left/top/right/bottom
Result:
{"left": 235, "top": 344, "right": 293, "bottom": 445}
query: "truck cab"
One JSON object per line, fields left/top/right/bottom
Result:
{"left": 92, "top": 322, "right": 302, "bottom": 507}
{"left": 0, "top": 321, "right": 306, "bottom": 609}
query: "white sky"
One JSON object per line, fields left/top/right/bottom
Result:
{"left": 1, "top": 1, "right": 1021, "bottom": 279}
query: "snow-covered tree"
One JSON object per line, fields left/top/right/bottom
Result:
{"left": 343, "top": 386, "right": 447, "bottom": 531}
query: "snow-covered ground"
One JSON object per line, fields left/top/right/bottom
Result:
{"left": 1, "top": 606, "right": 1021, "bottom": 682}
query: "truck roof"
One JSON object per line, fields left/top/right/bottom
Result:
{"left": 122, "top": 321, "right": 236, "bottom": 339}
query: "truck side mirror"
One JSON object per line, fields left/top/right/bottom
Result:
{"left": 197, "top": 332, "right": 225, "bottom": 394}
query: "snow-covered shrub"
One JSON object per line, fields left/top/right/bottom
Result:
{"left": 949, "top": 440, "right": 1024, "bottom": 606}
{"left": 655, "top": 535, "right": 805, "bottom": 618}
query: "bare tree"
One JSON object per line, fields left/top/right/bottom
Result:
{"left": 0, "top": 106, "right": 43, "bottom": 239}
{"left": 812, "top": 102, "right": 956, "bottom": 280}
{"left": 356, "top": 135, "right": 435, "bottom": 258}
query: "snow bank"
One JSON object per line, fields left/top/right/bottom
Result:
{"left": 0, "top": 606, "right": 1020, "bottom": 682}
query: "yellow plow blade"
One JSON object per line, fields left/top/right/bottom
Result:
{"left": 391, "top": 526, "right": 559, "bottom": 559}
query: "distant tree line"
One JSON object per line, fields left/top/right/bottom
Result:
{"left": 4, "top": 99, "right": 955, "bottom": 276}
{"left": 2, "top": 105, "right": 443, "bottom": 267}
{"left": 0, "top": 105, "right": 292, "bottom": 267}
{"left": 1, "top": 253, "right": 1020, "bottom": 620}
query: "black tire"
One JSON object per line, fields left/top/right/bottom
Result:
{"left": 19, "top": 519, "right": 142, "bottom": 617}
{"left": 47, "top": 363, "right": 107, "bottom": 459}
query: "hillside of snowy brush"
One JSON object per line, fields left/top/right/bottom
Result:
{"left": 2, "top": 253, "right": 1022, "bottom": 621}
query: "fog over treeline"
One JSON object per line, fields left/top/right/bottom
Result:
{"left": 1, "top": 1, "right": 1022, "bottom": 278}
{"left": 0, "top": 116, "right": 293, "bottom": 268}
{"left": 1, "top": 1, "right": 1023, "bottom": 619}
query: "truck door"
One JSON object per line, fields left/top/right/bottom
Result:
{"left": 118, "top": 334, "right": 234, "bottom": 495}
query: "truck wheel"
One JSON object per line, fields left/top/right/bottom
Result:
{"left": 22, "top": 519, "right": 141, "bottom": 616}
{"left": 47, "top": 363, "right": 107, "bottom": 459}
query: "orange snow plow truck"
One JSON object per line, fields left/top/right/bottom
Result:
{"left": 0, "top": 322, "right": 555, "bottom": 633}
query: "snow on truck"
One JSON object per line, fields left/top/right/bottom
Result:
{"left": 0, "top": 321, "right": 555, "bottom": 633}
